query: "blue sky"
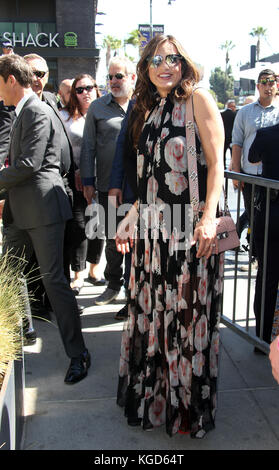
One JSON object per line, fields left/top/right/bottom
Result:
{"left": 96, "top": 0, "right": 279, "bottom": 86}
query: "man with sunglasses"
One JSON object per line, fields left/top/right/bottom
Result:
{"left": 1, "top": 41, "right": 14, "bottom": 56}
{"left": 80, "top": 56, "right": 136, "bottom": 305}
{"left": 23, "top": 54, "right": 83, "bottom": 316}
{"left": 0, "top": 54, "right": 90, "bottom": 383}
{"left": 231, "top": 69, "right": 279, "bottom": 276}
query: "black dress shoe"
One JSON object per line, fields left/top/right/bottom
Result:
{"left": 64, "top": 349, "right": 91, "bottom": 385}
{"left": 86, "top": 274, "right": 106, "bottom": 286}
{"left": 114, "top": 304, "right": 128, "bottom": 320}
{"left": 127, "top": 417, "right": 142, "bottom": 426}
{"left": 71, "top": 285, "right": 83, "bottom": 296}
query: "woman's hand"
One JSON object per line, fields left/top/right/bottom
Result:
{"left": 191, "top": 215, "right": 217, "bottom": 259}
{"left": 115, "top": 204, "right": 138, "bottom": 255}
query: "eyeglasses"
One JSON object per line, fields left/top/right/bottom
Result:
{"left": 148, "top": 54, "right": 184, "bottom": 68}
{"left": 75, "top": 85, "right": 95, "bottom": 94}
{"left": 33, "top": 70, "right": 47, "bottom": 79}
{"left": 258, "top": 78, "right": 276, "bottom": 85}
{"left": 106, "top": 73, "right": 126, "bottom": 80}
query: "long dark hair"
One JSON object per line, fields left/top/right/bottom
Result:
{"left": 130, "top": 34, "right": 200, "bottom": 148}
{"left": 65, "top": 74, "right": 101, "bottom": 119}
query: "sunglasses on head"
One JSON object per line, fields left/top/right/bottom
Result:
{"left": 259, "top": 78, "right": 276, "bottom": 85}
{"left": 75, "top": 85, "right": 95, "bottom": 94}
{"left": 106, "top": 73, "right": 126, "bottom": 80}
{"left": 33, "top": 70, "right": 47, "bottom": 79}
{"left": 147, "top": 54, "right": 184, "bottom": 68}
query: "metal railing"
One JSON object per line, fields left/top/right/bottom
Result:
{"left": 221, "top": 170, "right": 279, "bottom": 354}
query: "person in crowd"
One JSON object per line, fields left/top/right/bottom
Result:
{"left": 220, "top": 99, "right": 237, "bottom": 169}
{"left": 115, "top": 34, "right": 224, "bottom": 438}
{"left": 243, "top": 95, "right": 256, "bottom": 105}
{"left": 230, "top": 96, "right": 255, "bottom": 251}
{"left": 0, "top": 54, "right": 90, "bottom": 384}
{"left": 108, "top": 99, "right": 136, "bottom": 320}
{"left": 248, "top": 121, "right": 279, "bottom": 348}
{"left": 231, "top": 69, "right": 279, "bottom": 268}
{"left": 0, "top": 97, "right": 15, "bottom": 213}
{"left": 58, "top": 78, "right": 74, "bottom": 109}
{"left": 0, "top": 97, "right": 15, "bottom": 165}
{"left": 80, "top": 56, "right": 136, "bottom": 305}
{"left": 60, "top": 74, "right": 105, "bottom": 293}
{"left": 269, "top": 336, "right": 279, "bottom": 383}
{"left": 23, "top": 53, "right": 85, "bottom": 315}
{"left": 1, "top": 42, "right": 14, "bottom": 56}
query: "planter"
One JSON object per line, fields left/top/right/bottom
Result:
{"left": 0, "top": 355, "right": 25, "bottom": 450}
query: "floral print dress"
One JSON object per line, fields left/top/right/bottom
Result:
{"left": 117, "top": 96, "right": 224, "bottom": 439}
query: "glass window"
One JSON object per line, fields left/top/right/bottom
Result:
{"left": 29, "top": 23, "right": 40, "bottom": 36}
{"left": 0, "top": 22, "right": 56, "bottom": 44}
{"left": 43, "top": 23, "right": 56, "bottom": 34}
{"left": 13, "top": 22, "right": 27, "bottom": 45}
{"left": 0, "top": 22, "right": 13, "bottom": 42}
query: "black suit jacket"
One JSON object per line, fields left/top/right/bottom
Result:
{"left": 42, "top": 91, "right": 75, "bottom": 198}
{"left": 0, "top": 100, "right": 15, "bottom": 166}
{"left": 0, "top": 94, "right": 72, "bottom": 229}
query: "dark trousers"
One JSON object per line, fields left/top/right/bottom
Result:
{"left": 254, "top": 200, "right": 279, "bottom": 343}
{"left": 3, "top": 222, "right": 86, "bottom": 358}
{"left": 98, "top": 191, "right": 124, "bottom": 291}
{"left": 241, "top": 180, "right": 257, "bottom": 257}
{"left": 69, "top": 190, "right": 104, "bottom": 272}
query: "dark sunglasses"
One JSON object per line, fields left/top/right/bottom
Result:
{"left": 75, "top": 85, "right": 95, "bottom": 94}
{"left": 106, "top": 73, "right": 126, "bottom": 80}
{"left": 33, "top": 70, "right": 47, "bottom": 79}
{"left": 148, "top": 54, "right": 184, "bottom": 68}
{"left": 259, "top": 78, "right": 276, "bottom": 85}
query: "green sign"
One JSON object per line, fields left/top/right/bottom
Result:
{"left": 64, "top": 32, "right": 78, "bottom": 47}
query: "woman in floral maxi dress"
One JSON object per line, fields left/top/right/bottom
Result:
{"left": 116, "top": 35, "right": 225, "bottom": 439}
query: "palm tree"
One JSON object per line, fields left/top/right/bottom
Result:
{"left": 102, "top": 35, "right": 122, "bottom": 69}
{"left": 123, "top": 30, "right": 141, "bottom": 62}
{"left": 249, "top": 26, "right": 267, "bottom": 61}
{"left": 220, "top": 40, "right": 235, "bottom": 74}
{"left": 220, "top": 40, "right": 235, "bottom": 96}
{"left": 124, "top": 29, "right": 140, "bottom": 48}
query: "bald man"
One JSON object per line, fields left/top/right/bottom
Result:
{"left": 58, "top": 79, "right": 74, "bottom": 108}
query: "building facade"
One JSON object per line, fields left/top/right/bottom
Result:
{"left": 0, "top": 0, "right": 100, "bottom": 90}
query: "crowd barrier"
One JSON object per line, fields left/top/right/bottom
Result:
{"left": 221, "top": 170, "right": 279, "bottom": 354}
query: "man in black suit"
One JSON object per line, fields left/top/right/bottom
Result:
{"left": 0, "top": 54, "right": 90, "bottom": 384}
{"left": 0, "top": 99, "right": 15, "bottom": 219}
{"left": 220, "top": 99, "right": 237, "bottom": 169}
{"left": 23, "top": 54, "right": 79, "bottom": 301}
{"left": 0, "top": 99, "right": 15, "bottom": 165}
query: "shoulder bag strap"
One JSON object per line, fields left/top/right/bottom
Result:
{"left": 185, "top": 95, "right": 199, "bottom": 218}
{"left": 185, "top": 94, "right": 228, "bottom": 218}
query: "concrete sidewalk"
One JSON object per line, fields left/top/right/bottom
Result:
{"left": 21, "top": 270, "right": 279, "bottom": 451}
